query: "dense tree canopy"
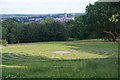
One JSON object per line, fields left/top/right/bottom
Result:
{"left": 2, "top": 18, "right": 68, "bottom": 43}
{"left": 41, "top": 17, "right": 56, "bottom": 24}
{"left": 85, "top": 2, "right": 120, "bottom": 42}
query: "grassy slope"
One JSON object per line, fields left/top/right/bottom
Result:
{"left": 1, "top": 39, "right": 119, "bottom": 78}
{"left": 2, "top": 58, "right": 118, "bottom": 78}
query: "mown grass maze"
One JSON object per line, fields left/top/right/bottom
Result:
{"left": 1, "top": 41, "right": 119, "bottom": 78}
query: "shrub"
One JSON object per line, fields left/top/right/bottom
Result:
{"left": 2, "top": 40, "right": 8, "bottom": 46}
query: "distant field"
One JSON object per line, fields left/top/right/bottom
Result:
{"left": 1, "top": 40, "right": 119, "bottom": 78}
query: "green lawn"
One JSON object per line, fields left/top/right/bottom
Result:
{"left": 1, "top": 40, "right": 119, "bottom": 78}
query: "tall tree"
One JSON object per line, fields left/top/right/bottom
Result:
{"left": 72, "top": 15, "right": 88, "bottom": 39}
{"left": 2, "top": 27, "right": 8, "bottom": 40}
{"left": 85, "top": 2, "right": 120, "bottom": 42}
{"left": 11, "top": 23, "right": 24, "bottom": 43}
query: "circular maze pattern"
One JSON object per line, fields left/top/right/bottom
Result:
{"left": 0, "top": 49, "right": 119, "bottom": 62}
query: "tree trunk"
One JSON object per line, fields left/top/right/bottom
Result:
{"left": 18, "top": 40, "right": 19, "bottom": 43}
{"left": 104, "top": 31, "right": 119, "bottom": 42}
{"left": 112, "top": 36, "right": 115, "bottom": 42}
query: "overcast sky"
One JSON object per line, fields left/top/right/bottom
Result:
{"left": 0, "top": 0, "right": 98, "bottom": 14}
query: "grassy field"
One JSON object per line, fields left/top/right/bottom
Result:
{"left": 1, "top": 40, "right": 119, "bottom": 78}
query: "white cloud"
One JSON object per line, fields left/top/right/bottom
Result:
{"left": 0, "top": 0, "right": 98, "bottom": 14}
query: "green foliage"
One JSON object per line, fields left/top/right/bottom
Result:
{"left": 0, "top": 26, "right": 2, "bottom": 40}
{"left": 66, "top": 3, "right": 118, "bottom": 40}
{"left": 11, "top": 23, "right": 24, "bottom": 43}
{"left": 7, "top": 33, "right": 15, "bottom": 44}
{"left": 109, "top": 14, "right": 119, "bottom": 22}
{"left": 45, "top": 22, "right": 69, "bottom": 41}
{"left": 2, "top": 19, "right": 21, "bottom": 44}
{"left": 65, "top": 20, "right": 74, "bottom": 38}
{"left": 2, "top": 18, "right": 21, "bottom": 33}
{"left": 64, "top": 2, "right": 120, "bottom": 42}
{"left": 84, "top": 2, "right": 120, "bottom": 41}
{"left": 2, "top": 27, "right": 8, "bottom": 40}
{"left": 2, "top": 19, "right": 69, "bottom": 43}
{"left": 69, "top": 15, "right": 89, "bottom": 39}
{"left": 2, "top": 40, "right": 8, "bottom": 46}
{"left": 41, "top": 17, "right": 56, "bottom": 24}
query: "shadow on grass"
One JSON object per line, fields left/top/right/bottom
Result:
{"left": 63, "top": 43, "right": 118, "bottom": 56}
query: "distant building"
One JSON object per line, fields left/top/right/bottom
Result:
{"left": 64, "top": 13, "right": 67, "bottom": 22}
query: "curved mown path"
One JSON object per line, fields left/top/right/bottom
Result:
{"left": 1, "top": 49, "right": 119, "bottom": 62}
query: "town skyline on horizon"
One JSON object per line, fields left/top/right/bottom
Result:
{"left": 1, "top": 12, "right": 85, "bottom": 23}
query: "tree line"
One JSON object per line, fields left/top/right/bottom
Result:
{"left": 1, "top": 2, "right": 120, "bottom": 44}
{"left": 2, "top": 18, "right": 69, "bottom": 44}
